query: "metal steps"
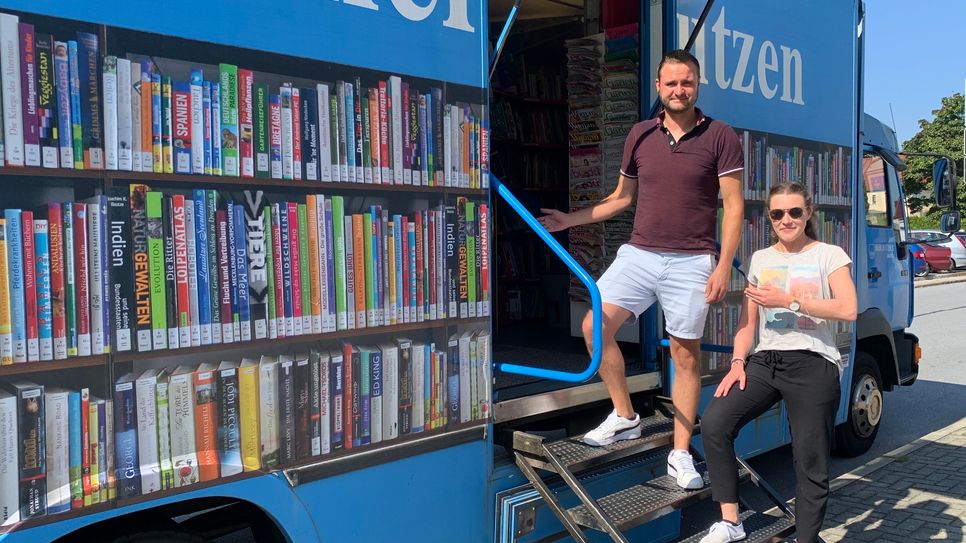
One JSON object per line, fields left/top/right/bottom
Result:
{"left": 677, "top": 510, "right": 795, "bottom": 543}
{"left": 514, "top": 410, "right": 676, "bottom": 473}
{"left": 567, "top": 462, "right": 750, "bottom": 533}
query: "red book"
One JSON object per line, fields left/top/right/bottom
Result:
{"left": 400, "top": 216, "right": 410, "bottom": 322}
{"left": 341, "top": 342, "right": 353, "bottom": 449}
{"left": 291, "top": 88, "right": 302, "bottom": 181}
{"left": 216, "top": 210, "right": 233, "bottom": 343}
{"left": 378, "top": 81, "right": 390, "bottom": 184}
{"left": 269, "top": 95, "right": 282, "bottom": 179}
{"left": 238, "top": 68, "right": 254, "bottom": 178}
{"left": 271, "top": 204, "right": 285, "bottom": 337}
{"left": 47, "top": 203, "right": 67, "bottom": 359}
{"left": 171, "top": 82, "right": 192, "bottom": 174}
{"left": 368, "top": 90, "right": 380, "bottom": 184}
{"left": 414, "top": 210, "right": 424, "bottom": 321}
{"left": 287, "top": 202, "right": 302, "bottom": 334}
{"left": 479, "top": 203, "right": 489, "bottom": 317}
{"left": 172, "top": 194, "right": 190, "bottom": 346}
{"left": 21, "top": 211, "right": 39, "bottom": 361}
{"left": 73, "top": 203, "right": 91, "bottom": 356}
{"left": 193, "top": 364, "right": 221, "bottom": 482}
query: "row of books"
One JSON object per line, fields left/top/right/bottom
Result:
{"left": 489, "top": 101, "right": 566, "bottom": 146}
{"left": 0, "top": 12, "right": 489, "bottom": 189}
{"left": 0, "top": 188, "right": 491, "bottom": 363}
{"left": 739, "top": 130, "right": 852, "bottom": 205}
{"left": 0, "top": 329, "right": 491, "bottom": 523}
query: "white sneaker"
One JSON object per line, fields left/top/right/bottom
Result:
{"left": 667, "top": 449, "right": 704, "bottom": 490}
{"left": 698, "top": 520, "right": 746, "bottom": 543}
{"left": 582, "top": 410, "right": 642, "bottom": 446}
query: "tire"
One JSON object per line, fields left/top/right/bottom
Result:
{"left": 915, "top": 266, "right": 929, "bottom": 278}
{"left": 835, "top": 352, "right": 883, "bottom": 457}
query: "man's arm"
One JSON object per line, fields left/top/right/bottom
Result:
{"left": 538, "top": 175, "right": 637, "bottom": 232}
{"left": 705, "top": 171, "right": 744, "bottom": 303}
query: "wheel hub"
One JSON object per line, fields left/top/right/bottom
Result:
{"left": 850, "top": 374, "right": 883, "bottom": 438}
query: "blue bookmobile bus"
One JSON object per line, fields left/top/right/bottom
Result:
{"left": 0, "top": 0, "right": 956, "bottom": 542}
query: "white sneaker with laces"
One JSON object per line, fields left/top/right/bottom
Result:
{"left": 582, "top": 410, "right": 642, "bottom": 446}
{"left": 698, "top": 520, "right": 746, "bottom": 543}
{"left": 667, "top": 449, "right": 704, "bottom": 490}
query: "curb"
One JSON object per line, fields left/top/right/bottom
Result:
{"left": 828, "top": 415, "right": 966, "bottom": 492}
{"left": 914, "top": 273, "right": 966, "bottom": 288}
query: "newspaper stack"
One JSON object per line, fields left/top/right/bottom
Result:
{"left": 565, "top": 33, "right": 605, "bottom": 302}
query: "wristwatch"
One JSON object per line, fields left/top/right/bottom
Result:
{"left": 788, "top": 298, "right": 801, "bottom": 312}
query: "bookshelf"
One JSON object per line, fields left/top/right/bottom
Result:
{"left": 0, "top": 7, "right": 492, "bottom": 533}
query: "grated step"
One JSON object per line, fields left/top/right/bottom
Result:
{"left": 568, "top": 461, "right": 712, "bottom": 531}
{"left": 678, "top": 510, "right": 795, "bottom": 543}
{"left": 515, "top": 411, "right": 682, "bottom": 473}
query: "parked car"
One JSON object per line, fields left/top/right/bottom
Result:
{"left": 910, "top": 230, "right": 966, "bottom": 268}
{"left": 907, "top": 243, "right": 930, "bottom": 277}
{"left": 920, "top": 242, "right": 952, "bottom": 273}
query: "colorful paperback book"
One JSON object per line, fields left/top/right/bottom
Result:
{"left": 20, "top": 23, "right": 41, "bottom": 167}
{"left": 9, "top": 380, "right": 47, "bottom": 519}
{"left": 1, "top": 390, "right": 20, "bottom": 522}
{"left": 34, "top": 220, "right": 53, "bottom": 361}
{"left": 211, "top": 81, "right": 222, "bottom": 176}
{"left": 36, "top": 33, "right": 60, "bottom": 168}
{"left": 0, "top": 14, "right": 24, "bottom": 166}
{"left": 233, "top": 204, "right": 251, "bottom": 341}
{"left": 102, "top": 55, "right": 118, "bottom": 170}
{"left": 216, "top": 361, "right": 243, "bottom": 477}
{"left": 146, "top": 192, "right": 167, "bottom": 350}
{"left": 202, "top": 81, "right": 212, "bottom": 174}
{"left": 172, "top": 81, "right": 192, "bottom": 174}
{"left": 269, "top": 94, "right": 282, "bottom": 179}
{"left": 0, "top": 219, "right": 11, "bottom": 364}
{"left": 244, "top": 191, "right": 269, "bottom": 339}
{"left": 219, "top": 64, "right": 239, "bottom": 176}
{"left": 5, "top": 211, "right": 26, "bottom": 362}
{"left": 112, "top": 373, "right": 141, "bottom": 498}
{"left": 190, "top": 69, "right": 204, "bottom": 174}
{"left": 254, "top": 83, "right": 270, "bottom": 178}
{"left": 193, "top": 190, "right": 212, "bottom": 345}
{"left": 162, "top": 76, "right": 174, "bottom": 173}
{"left": 76, "top": 32, "right": 102, "bottom": 169}
{"left": 238, "top": 69, "right": 255, "bottom": 177}
{"left": 53, "top": 41, "right": 73, "bottom": 168}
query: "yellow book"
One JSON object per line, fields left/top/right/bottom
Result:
{"left": 0, "top": 218, "right": 11, "bottom": 364}
{"left": 238, "top": 357, "right": 261, "bottom": 471}
{"left": 306, "top": 195, "right": 322, "bottom": 334}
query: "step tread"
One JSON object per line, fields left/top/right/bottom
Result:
{"left": 568, "top": 461, "right": 715, "bottom": 531}
{"left": 678, "top": 510, "right": 795, "bottom": 543}
{"left": 540, "top": 411, "right": 676, "bottom": 472}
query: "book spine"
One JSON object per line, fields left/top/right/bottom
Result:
{"left": 145, "top": 192, "right": 167, "bottom": 350}
{"left": 138, "top": 61, "right": 152, "bottom": 172}
{"left": 359, "top": 350, "right": 370, "bottom": 445}
{"left": 397, "top": 341, "right": 412, "bottom": 435}
{"left": 35, "top": 34, "right": 58, "bottom": 168}
{"left": 233, "top": 204, "right": 251, "bottom": 342}
{"left": 161, "top": 197, "right": 178, "bottom": 350}
{"left": 328, "top": 87, "right": 342, "bottom": 182}
{"left": 15, "top": 383, "right": 47, "bottom": 519}
{"left": 0, "top": 220, "right": 10, "bottom": 365}
{"left": 129, "top": 185, "right": 151, "bottom": 352}
{"left": 21, "top": 212, "right": 38, "bottom": 362}
{"left": 71, "top": 204, "right": 92, "bottom": 357}
{"left": 116, "top": 57, "right": 133, "bottom": 170}
{"left": 226, "top": 204, "right": 240, "bottom": 342}
{"left": 172, "top": 195, "right": 190, "bottom": 347}
{"left": 134, "top": 375, "right": 160, "bottom": 494}
{"left": 306, "top": 196, "right": 322, "bottom": 334}
{"left": 162, "top": 76, "right": 174, "bottom": 174}
{"left": 130, "top": 61, "right": 141, "bottom": 171}
{"left": 280, "top": 85, "right": 294, "bottom": 180}
{"left": 189, "top": 69, "right": 204, "bottom": 175}
{"left": 211, "top": 82, "right": 222, "bottom": 176}
{"left": 65, "top": 391, "right": 81, "bottom": 509}
{"left": 316, "top": 84, "right": 332, "bottom": 181}
{"left": 323, "top": 199, "right": 337, "bottom": 332}
{"left": 102, "top": 56, "right": 118, "bottom": 170}
{"left": 479, "top": 203, "right": 489, "bottom": 316}
{"left": 44, "top": 391, "right": 69, "bottom": 514}
{"left": 329, "top": 353, "right": 344, "bottom": 450}
{"left": 264, "top": 207, "right": 277, "bottom": 339}
{"left": 238, "top": 69, "right": 254, "bottom": 177}
{"left": 331, "top": 197, "right": 347, "bottom": 331}
{"left": 244, "top": 191, "right": 269, "bottom": 339}
{"left": 19, "top": 23, "right": 40, "bottom": 166}
{"left": 112, "top": 379, "right": 140, "bottom": 498}
{"left": 216, "top": 210, "right": 233, "bottom": 343}
{"left": 292, "top": 88, "right": 303, "bottom": 180}
{"left": 168, "top": 373, "right": 198, "bottom": 487}
{"left": 66, "top": 41, "right": 83, "bottom": 169}
{"left": 297, "top": 204, "right": 310, "bottom": 333}
{"left": 303, "top": 87, "right": 319, "bottom": 181}
{"left": 0, "top": 14, "right": 24, "bottom": 166}
{"left": 205, "top": 192, "right": 220, "bottom": 344}
{"left": 295, "top": 358, "right": 311, "bottom": 459}
{"left": 34, "top": 220, "right": 53, "bottom": 361}
{"left": 193, "top": 368, "right": 220, "bottom": 482}
{"left": 238, "top": 364, "right": 260, "bottom": 471}
{"left": 76, "top": 32, "right": 102, "bottom": 169}
{"left": 155, "top": 376, "right": 174, "bottom": 489}
{"left": 270, "top": 204, "right": 285, "bottom": 337}
{"left": 254, "top": 83, "right": 270, "bottom": 178}
{"left": 52, "top": 41, "right": 73, "bottom": 168}
{"left": 269, "top": 94, "right": 282, "bottom": 179}
{"left": 277, "top": 359, "right": 296, "bottom": 463}
{"left": 172, "top": 81, "right": 192, "bottom": 174}
{"left": 309, "top": 352, "right": 322, "bottom": 455}
{"left": 85, "top": 202, "right": 103, "bottom": 354}
{"left": 192, "top": 191, "right": 211, "bottom": 345}
{"left": 5, "top": 211, "right": 24, "bottom": 362}
{"left": 370, "top": 349, "right": 383, "bottom": 444}
{"left": 219, "top": 64, "right": 239, "bottom": 176}
{"left": 217, "top": 368, "right": 242, "bottom": 477}
{"left": 258, "top": 361, "right": 279, "bottom": 468}
{"left": 185, "top": 200, "right": 201, "bottom": 346}
{"left": 201, "top": 80, "right": 211, "bottom": 174}
{"left": 279, "top": 204, "right": 293, "bottom": 336}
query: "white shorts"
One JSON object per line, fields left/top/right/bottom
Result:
{"left": 596, "top": 245, "right": 716, "bottom": 339}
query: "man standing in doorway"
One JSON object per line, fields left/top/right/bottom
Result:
{"left": 538, "top": 50, "right": 744, "bottom": 489}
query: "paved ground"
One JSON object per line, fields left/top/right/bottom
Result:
{"left": 821, "top": 417, "right": 966, "bottom": 542}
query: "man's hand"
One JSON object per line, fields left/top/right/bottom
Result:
{"left": 744, "top": 284, "right": 793, "bottom": 309}
{"left": 714, "top": 364, "right": 746, "bottom": 398}
{"left": 705, "top": 266, "right": 730, "bottom": 303}
{"left": 537, "top": 208, "right": 573, "bottom": 232}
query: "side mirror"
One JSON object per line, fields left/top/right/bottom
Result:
{"left": 940, "top": 210, "right": 961, "bottom": 233}
{"left": 933, "top": 158, "right": 956, "bottom": 207}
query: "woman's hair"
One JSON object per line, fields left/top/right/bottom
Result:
{"left": 767, "top": 182, "right": 818, "bottom": 241}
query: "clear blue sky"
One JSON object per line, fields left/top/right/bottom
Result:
{"left": 865, "top": 0, "right": 966, "bottom": 146}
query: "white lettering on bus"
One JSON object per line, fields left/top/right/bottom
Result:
{"left": 339, "top": 0, "right": 475, "bottom": 33}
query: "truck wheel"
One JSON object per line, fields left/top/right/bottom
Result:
{"left": 835, "top": 353, "right": 883, "bottom": 457}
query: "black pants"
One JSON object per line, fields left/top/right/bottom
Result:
{"left": 701, "top": 350, "right": 841, "bottom": 543}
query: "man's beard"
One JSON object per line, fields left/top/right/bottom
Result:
{"left": 661, "top": 95, "right": 694, "bottom": 113}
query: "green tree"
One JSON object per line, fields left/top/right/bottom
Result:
{"left": 900, "top": 92, "right": 965, "bottom": 214}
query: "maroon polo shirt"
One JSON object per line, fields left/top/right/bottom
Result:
{"left": 619, "top": 109, "right": 743, "bottom": 255}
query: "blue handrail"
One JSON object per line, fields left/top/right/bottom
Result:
{"left": 490, "top": 174, "right": 603, "bottom": 382}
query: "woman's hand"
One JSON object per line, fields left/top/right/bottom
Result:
{"left": 744, "top": 284, "right": 793, "bottom": 309}
{"left": 714, "top": 363, "right": 746, "bottom": 397}
{"left": 537, "top": 208, "right": 573, "bottom": 232}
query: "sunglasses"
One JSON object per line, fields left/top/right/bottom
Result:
{"left": 768, "top": 207, "right": 805, "bottom": 221}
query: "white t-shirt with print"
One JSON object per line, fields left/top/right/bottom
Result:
{"left": 744, "top": 242, "right": 852, "bottom": 373}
